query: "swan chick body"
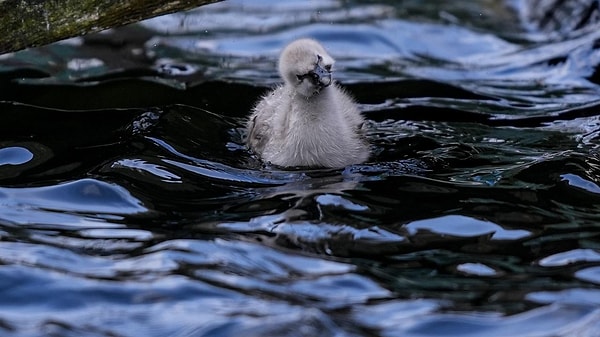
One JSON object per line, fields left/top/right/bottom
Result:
{"left": 246, "top": 38, "right": 369, "bottom": 168}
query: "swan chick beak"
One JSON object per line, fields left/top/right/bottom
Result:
{"left": 314, "top": 63, "right": 332, "bottom": 87}
{"left": 297, "top": 55, "right": 333, "bottom": 89}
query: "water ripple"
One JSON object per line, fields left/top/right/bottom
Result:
{"left": 1, "top": 0, "right": 600, "bottom": 336}
{"left": 0, "top": 179, "right": 147, "bottom": 217}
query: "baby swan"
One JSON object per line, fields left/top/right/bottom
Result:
{"left": 246, "top": 38, "right": 369, "bottom": 168}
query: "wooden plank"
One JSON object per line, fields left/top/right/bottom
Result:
{"left": 0, "top": 0, "right": 222, "bottom": 54}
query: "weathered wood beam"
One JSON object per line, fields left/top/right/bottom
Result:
{"left": 0, "top": 0, "right": 222, "bottom": 55}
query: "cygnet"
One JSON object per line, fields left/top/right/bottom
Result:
{"left": 246, "top": 38, "right": 369, "bottom": 168}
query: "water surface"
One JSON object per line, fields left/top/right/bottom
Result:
{"left": 1, "top": 0, "right": 600, "bottom": 336}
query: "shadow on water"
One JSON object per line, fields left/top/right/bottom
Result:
{"left": 1, "top": 0, "right": 600, "bottom": 336}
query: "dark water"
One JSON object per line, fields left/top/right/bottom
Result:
{"left": 1, "top": 0, "right": 600, "bottom": 336}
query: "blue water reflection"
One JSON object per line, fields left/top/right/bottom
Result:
{"left": 0, "top": 146, "right": 33, "bottom": 166}
{"left": 404, "top": 215, "right": 532, "bottom": 240}
{"left": 1, "top": 0, "right": 600, "bottom": 336}
{"left": 0, "top": 179, "right": 147, "bottom": 216}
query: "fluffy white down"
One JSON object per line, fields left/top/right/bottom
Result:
{"left": 246, "top": 38, "right": 369, "bottom": 168}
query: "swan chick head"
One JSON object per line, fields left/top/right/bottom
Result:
{"left": 278, "top": 38, "right": 334, "bottom": 98}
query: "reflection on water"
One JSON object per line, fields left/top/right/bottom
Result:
{"left": 1, "top": 0, "right": 600, "bottom": 336}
